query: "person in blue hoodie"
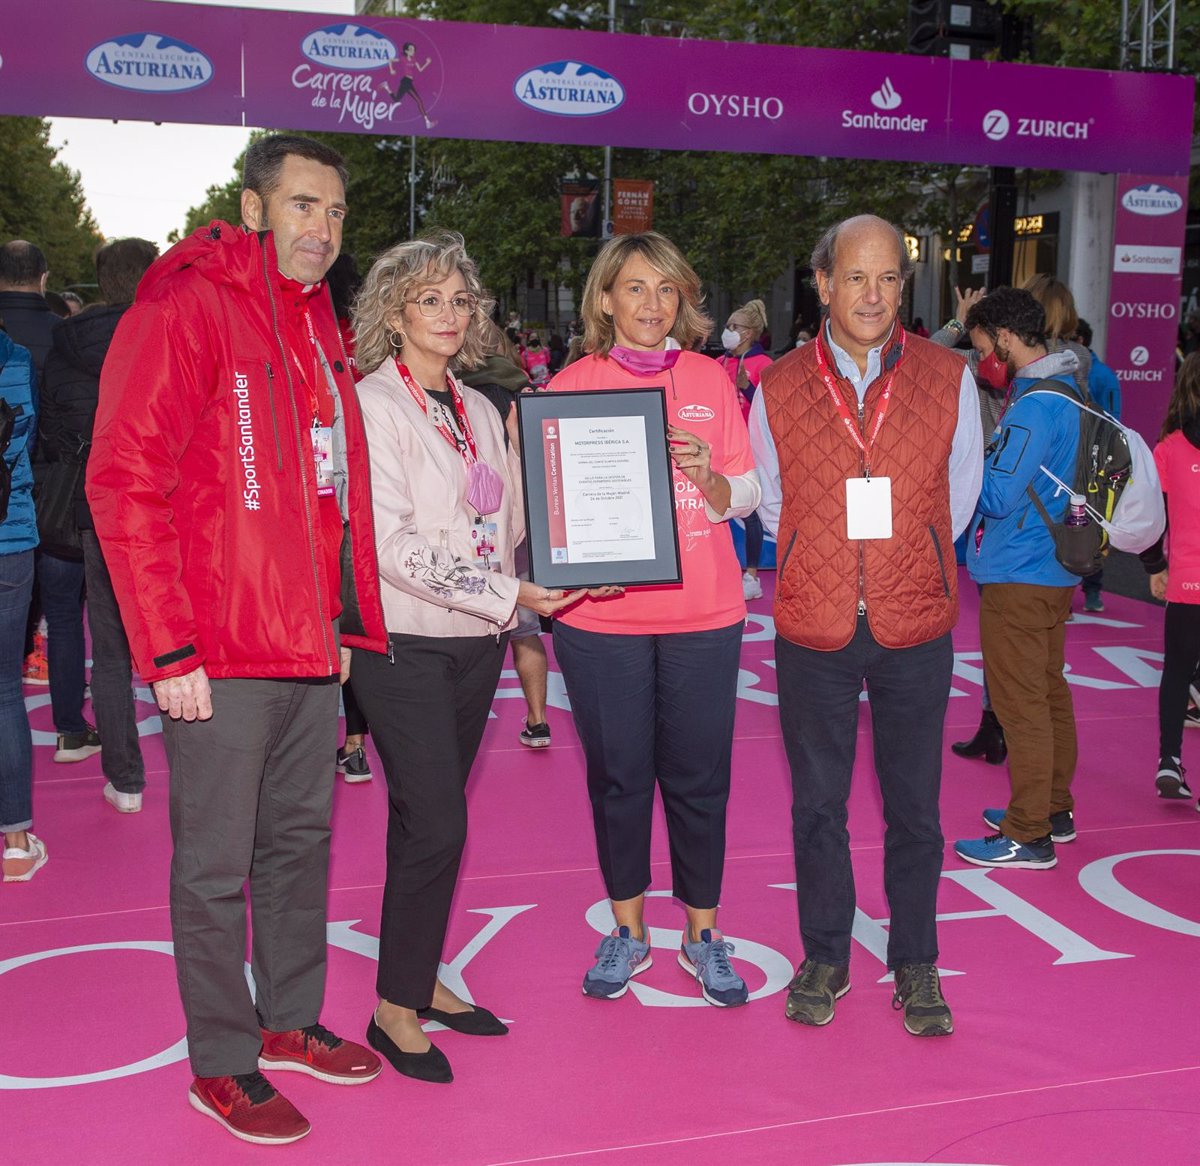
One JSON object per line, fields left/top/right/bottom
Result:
{"left": 0, "top": 327, "right": 43, "bottom": 881}
{"left": 954, "top": 287, "right": 1083, "bottom": 871}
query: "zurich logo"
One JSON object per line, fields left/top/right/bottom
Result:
{"left": 514, "top": 61, "right": 625, "bottom": 117}
{"left": 870, "top": 78, "right": 901, "bottom": 111}
{"left": 982, "top": 109, "right": 1010, "bottom": 140}
{"left": 1130, "top": 346, "right": 1150, "bottom": 367}
{"left": 85, "top": 33, "right": 213, "bottom": 93}
{"left": 1121, "top": 183, "right": 1184, "bottom": 217}
{"left": 301, "top": 24, "right": 396, "bottom": 71}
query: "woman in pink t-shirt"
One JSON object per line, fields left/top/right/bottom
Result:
{"left": 718, "top": 298, "right": 773, "bottom": 601}
{"left": 1144, "top": 352, "right": 1200, "bottom": 801}
{"left": 548, "top": 232, "right": 761, "bottom": 1008}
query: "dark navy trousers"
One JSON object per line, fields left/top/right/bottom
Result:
{"left": 553, "top": 620, "right": 743, "bottom": 909}
{"left": 775, "top": 617, "right": 952, "bottom": 970}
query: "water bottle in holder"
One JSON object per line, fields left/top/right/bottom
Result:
{"left": 1065, "top": 494, "right": 1089, "bottom": 528}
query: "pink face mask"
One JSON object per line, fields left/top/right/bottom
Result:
{"left": 977, "top": 351, "right": 1010, "bottom": 391}
{"left": 607, "top": 345, "right": 683, "bottom": 377}
{"left": 467, "top": 461, "right": 505, "bottom": 516}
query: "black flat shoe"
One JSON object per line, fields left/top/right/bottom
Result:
{"left": 417, "top": 1004, "right": 509, "bottom": 1036}
{"left": 366, "top": 1016, "right": 453, "bottom": 1083}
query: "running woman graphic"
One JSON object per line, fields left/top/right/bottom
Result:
{"left": 378, "top": 42, "right": 436, "bottom": 129}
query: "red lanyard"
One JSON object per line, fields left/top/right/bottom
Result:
{"left": 814, "top": 327, "right": 905, "bottom": 473}
{"left": 290, "top": 308, "right": 324, "bottom": 423}
{"left": 395, "top": 360, "right": 478, "bottom": 465}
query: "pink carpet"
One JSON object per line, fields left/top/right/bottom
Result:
{"left": 3, "top": 570, "right": 1198, "bottom": 1165}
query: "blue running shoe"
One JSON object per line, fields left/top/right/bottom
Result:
{"left": 955, "top": 832, "right": 1056, "bottom": 869}
{"left": 981, "top": 807, "right": 1076, "bottom": 843}
{"left": 582, "top": 926, "right": 652, "bottom": 999}
{"left": 677, "top": 929, "right": 748, "bottom": 1007}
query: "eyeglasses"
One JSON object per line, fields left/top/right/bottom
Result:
{"left": 405, "top": 293, "right": 478, "bottom": 317}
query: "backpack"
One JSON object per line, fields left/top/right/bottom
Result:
{"left": 1023, "top": 378, "right": 1165, "bottom": 576}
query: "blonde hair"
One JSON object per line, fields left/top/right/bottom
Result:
{"left": 352, "top": 229, "right": 492, "bottom": 375}
{"left": 729, "top": 298, "right": 768, "bottom": 336}
{"left": 1022, "top": 274, "right": 1078, "bottom": 341}
{"left": 580, "top": 232, "right": 712, "bottom": 356}
{"left": 477, "top": 316, "right": 522, "bottom": 365}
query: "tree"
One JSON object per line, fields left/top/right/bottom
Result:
{"left": 0, "top": 118, "right": 104, "bottom": 293}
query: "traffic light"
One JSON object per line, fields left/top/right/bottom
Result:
{"left": 908, "top": 0, "right": 1000, "bottom": 59}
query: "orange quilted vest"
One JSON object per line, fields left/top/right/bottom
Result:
{"left": 763, "top": 328, "right": 962, "bottom": 651}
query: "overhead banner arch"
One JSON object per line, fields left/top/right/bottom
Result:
{"left": 0, "top": 0, "right": 1194, "bottom": 435}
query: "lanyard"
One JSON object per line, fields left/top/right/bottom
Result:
{"left": 395, "top": 359, "right": 478, "bottom": 465}
{"left": 814, "top": 327, "right": 905, "bottom": 475}
{"left": 290, "top": 308, "right": 324, "bottom": 424}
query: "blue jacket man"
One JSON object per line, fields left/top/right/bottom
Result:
{"left": 955, "top": 286, "right": 1083, "bottom": 870}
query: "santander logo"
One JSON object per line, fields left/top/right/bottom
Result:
{"left": 870, "top": 78, "right": 901, "bottom": 111}
{"left": 678, "top": 404, "right": 715, "bottom": 423}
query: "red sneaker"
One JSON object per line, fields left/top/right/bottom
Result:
{"left": 188, "top": 1072, "right": 310, "bottom": 1145}
{"left": 259, "top": 1021, "right": 382, "bottom": 1085}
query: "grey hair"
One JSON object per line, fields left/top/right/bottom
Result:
{"left": 351, "top": 229, "right": 493, "bottom": 376}
{"left": 810, "top": 215, "right": 914, "bottom": 287}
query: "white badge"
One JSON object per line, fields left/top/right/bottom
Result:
{"left": 846, "top": 476, "right": 893, "bottom": 540}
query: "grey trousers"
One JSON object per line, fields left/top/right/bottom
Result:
{"left": 162, "top": 675, "right": 340, "bottom": 1076}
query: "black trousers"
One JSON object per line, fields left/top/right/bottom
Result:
{"left": 1160, "top": 602, "right": 1200, "bottom": 762}
{"left": 351, "top": 632, "right": 508, "bottom": 1008}
{"left": 553, "top": 620, "right": 743, "bottom": 909}
{"left": 775, "top": 619, "right": 952, "bottom": 970}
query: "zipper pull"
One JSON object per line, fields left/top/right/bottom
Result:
{"left": 857, "top": 598, "right": 867, "bottom": 616}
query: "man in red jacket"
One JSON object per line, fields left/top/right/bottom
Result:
{"left": 87, "top": 135, "right": 389, "bottom": 1145}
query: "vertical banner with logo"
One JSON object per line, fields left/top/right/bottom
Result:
{"left": 561, "top": 179, "right": 601, "bottom": 237}
{"left": 613, "top": 180, "right": 654, "bottom": 235}
{"left": 1106, "top": 174, "right": 1189, "bottom": 443}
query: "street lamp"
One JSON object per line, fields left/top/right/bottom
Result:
{"left": 547, "top": 0, "right": 617, "bottom": 237}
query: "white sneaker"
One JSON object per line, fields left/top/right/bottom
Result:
{"left": 742, "top": 571, "right": 763, "bottom": 601}
{"left": 3, "top": 833, "right": 48, "bottom": 881}
{"left": 103, "top": 782, "right": 143, "bottom": 813}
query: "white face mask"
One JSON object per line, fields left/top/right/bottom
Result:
{"left": 721, "top": 327, "right": 742, "bottom": 351}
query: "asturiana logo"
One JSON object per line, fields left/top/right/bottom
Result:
{"left": 85, "top": 33, "right": 213, "bottom": 93}
{"left": 301, "top": 24, "right": 396, "bottom": 71}
{"left": 843, "top": 79, "right": 927, "bottom": 132}
{"left": 677, "top": 404, "right": 715, "bottom": 423}
{"left": 1121, "top": 183, "right": 1184, "bottom": 218}
{"left": 514, "top": 61, "right": 624, "bottom": 117}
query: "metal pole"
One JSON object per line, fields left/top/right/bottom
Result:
{"left": 409, "top": 135, "right": 416, "bottom": 238}
{"left": 602, "top": 0, "right": 616, "bottom": 236}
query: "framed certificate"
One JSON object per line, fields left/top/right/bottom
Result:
{"left": 516, "top": 388, "right": 683, "bottom": 588}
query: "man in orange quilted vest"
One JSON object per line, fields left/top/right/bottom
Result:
{"left": 749, "top": 215, "right": 982, "bottom": 1038}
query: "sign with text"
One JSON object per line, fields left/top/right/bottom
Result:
{"left": 613, "top": 179, "right": 654, "bottom": 235}
{"left": 1107, "top": 174, "right": 1190, "bottom": 444}
{"left": 0, "top": 1, "right": 1192, "bottom": 174}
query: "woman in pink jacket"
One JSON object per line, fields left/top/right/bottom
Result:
{"left": 350, "top": 231, "right": 579, "bottom": 1084}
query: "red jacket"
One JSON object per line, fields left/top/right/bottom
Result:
{"left": 87, "top": 222, "right": 388, "bottom": 684}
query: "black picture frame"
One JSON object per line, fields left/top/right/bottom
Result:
{"left": 516, "top": 388, "right": 683, "bottom": 589}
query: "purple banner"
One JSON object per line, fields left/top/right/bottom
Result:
{"left": 3, "top": 5, "right": 245, "bottom": 126}
{"left": 1107, "top": 173, "right": 1190, "bottom": 444}
{"left": 0, "top": 0, "right": 1193, "bottom": 175}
